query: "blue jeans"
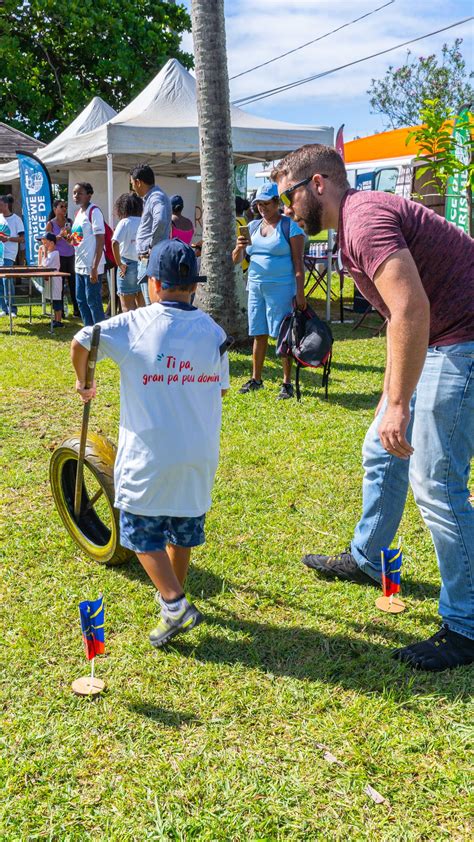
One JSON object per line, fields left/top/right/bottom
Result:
{"left": 351, "top": 342, "right": 474, "bottom": 639}
{"left": 0, "top": 259, "right": 16, "bottom": 314}
{"left": 76, "top": 272, "right": 105, "bottom": 326}
{"left": 138, "top": 258, "right": 151, "bottom": 305}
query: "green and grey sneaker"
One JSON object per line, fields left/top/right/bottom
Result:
{"left": 238, "top": 378, "right": 264, "bottom": 394}
{"left": 149, "top": 597, "right": 203, "bottom": 648}
{"left": 277, "top": 382, "right": 294, "bottom": 400}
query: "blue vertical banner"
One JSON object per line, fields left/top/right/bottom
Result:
{"left": 16, "top": 150, "right": 53, "bottom": 265}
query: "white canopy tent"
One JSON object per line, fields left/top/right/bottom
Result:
{"left": 0, "top": 59, "right": 333, "bottom": 225}
{"left": 0, "top": 96, "right": 117, "bottom": 185}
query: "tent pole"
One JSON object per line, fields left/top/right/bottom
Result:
{"left": 106, "top": 153, "right": 116, "bottom": 316}
{"left": 106, "top": 153, "right": 114, "bottom": 225}
{"left": 326, "top": 228, "right": 334, "bottom": 322}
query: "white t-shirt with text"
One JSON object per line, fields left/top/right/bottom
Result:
{"left": 75, "top": 303, "right": 230, "bottom": 517}
{"left": 0, "top": 213, "right": 24, "bottom": 261}
{"left": 71, "top": 205, "right": 105, "bottom": 274}
{"left": 112, "top": 217, "right": 141, "bottom": 261}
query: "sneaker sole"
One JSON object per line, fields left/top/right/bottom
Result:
{"left": 149, "top": 609, "right": 203, "bottom": 648}
{"left": 301, "top": 555, "right": 377, "bottom": 586}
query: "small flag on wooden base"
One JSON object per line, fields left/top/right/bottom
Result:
{"left": 376, "top": 543, "right": 405, "bottom": 614}
{"left": 72, "top": 595, "right": 106, "bottom": 696}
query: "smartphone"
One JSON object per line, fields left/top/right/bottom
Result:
{"left": 238, "top": 224, "right": 250, "bottom": 242}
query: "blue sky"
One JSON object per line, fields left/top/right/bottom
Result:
{"left": 179, "top": 0, "right": 472, "bottom": 141}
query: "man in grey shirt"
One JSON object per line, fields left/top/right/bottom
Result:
{"left": 130, "top": 163, "right": 171, "bottom": 304}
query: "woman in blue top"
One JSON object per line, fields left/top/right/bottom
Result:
{"left": 233, "top": 182, "right": 306, "bottom": 399}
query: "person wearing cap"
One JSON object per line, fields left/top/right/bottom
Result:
{"left": 71, "top": 239, "right": 230, "bottom": 649}
{"left": 37, "top": 232, "right": 63, "bottom": 328}
{"left": 232, "top": 181, "right": 306, "bottom": 399}
{"left": 170, "top": 195, "right": 194, "bottom": 245}
{"left": 273, "top": 142, "right": 474, "bottom": 672}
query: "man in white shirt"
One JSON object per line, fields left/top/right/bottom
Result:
{"left": 0, "top": 194, "right": 24, "bottom": 317}
{"left": 70, "top": 182, "right": 105, "bottom": 325}
{"left": 71, "top": 239, "right": 230, "bottom": 649}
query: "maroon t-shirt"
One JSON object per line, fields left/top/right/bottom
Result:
{"left": 338, "top": 190, "right": 474, "bottom": 346}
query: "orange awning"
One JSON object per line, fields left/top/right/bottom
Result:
{"left": 344, "top": 126, "right": 422, "bottom": 164}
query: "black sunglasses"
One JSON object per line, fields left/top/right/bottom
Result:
{"left": 280, "top": 174, "right": 329, "bottom": 207}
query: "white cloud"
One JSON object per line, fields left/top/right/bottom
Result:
{"left": 179, "top": 0, "right": 472, "bottom": 136}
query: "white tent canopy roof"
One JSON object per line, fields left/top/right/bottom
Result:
{"left": 0, "top": 96, "right": 117, "bottom": 183}
{"left": 0, "top": 59, "right": 333, "bottom": 180}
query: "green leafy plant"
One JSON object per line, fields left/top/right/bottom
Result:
{"left": 407, "top": 99, "right": 474, "bottom": 197}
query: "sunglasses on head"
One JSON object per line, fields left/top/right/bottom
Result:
{"left": 279, "top": 174, "right": 329, "bottom": 207}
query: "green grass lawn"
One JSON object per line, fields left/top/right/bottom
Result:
{"left": 0, "top": 304, "right": 472, "bottom": 841}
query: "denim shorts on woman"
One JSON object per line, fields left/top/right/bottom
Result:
{"left": 117, "top": 258, "right": 139, "bottom": 295}
{"left": 119, "top": 510, "right": 206, "bottom": 553}
{"left": 247, "top": 279, "right": 295, "bottom": 338}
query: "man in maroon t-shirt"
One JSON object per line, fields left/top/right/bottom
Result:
{"left": 273, "top": 144, "right": 474, "bottom": 673}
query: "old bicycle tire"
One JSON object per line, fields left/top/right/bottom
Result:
{"left": 49, "top": 431, "right": 133, "bottom": 565}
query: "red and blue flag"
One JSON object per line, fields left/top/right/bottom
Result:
{"left": 79, "top": 595, "right": 105, "bottom": 660}
{"left": 381, "top": 547, "right": 402, "bottom": 597}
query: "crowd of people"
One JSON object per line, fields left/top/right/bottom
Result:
{"left": 2, "top": 142, "right": 472, "bottom": 673}
{"left": 0, "top": 163, "right": 199, "bottom": 328}
{"left": 70, "top": 143, "right": 473, "bottom": 674}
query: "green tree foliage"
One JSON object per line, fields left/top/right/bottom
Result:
{"left": 368, "top": 39, "right": 474, "bottom": 129}
{"left": 408, "top": 99, "right": 474, "bottom": 196}
{"left": 0, "top": 0, "right": 193, "bottom": 141}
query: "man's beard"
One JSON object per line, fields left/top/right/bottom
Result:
{"left": 297, "top": 192, "right": 324, "bottom": 236}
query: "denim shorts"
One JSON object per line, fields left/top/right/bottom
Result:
{"left": 119, "top": 510, "right": 206, "bottom": 553}
{"left": 247, "top": 279, "right": 295, "bottom": 338}
{"left": 117, "top": 258, "right": 139, "bottom": 295}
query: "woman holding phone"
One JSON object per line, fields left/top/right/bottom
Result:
{"left": 232, "top": 182, "right": 306, "bottom": 399}
{"left": 46, "top": 199, "right": 79, "bottom": 317}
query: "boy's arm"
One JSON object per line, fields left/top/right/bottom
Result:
{"left": 71, "top": 338, "right": 97, "bottom": 403}
{"left": 220, "top": 350, "right": 230, "bottom": 397}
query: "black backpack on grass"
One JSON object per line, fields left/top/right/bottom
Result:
{"left": 276, "top": 300, "right": 333, "bottom": 401}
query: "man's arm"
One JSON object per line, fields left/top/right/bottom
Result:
{"left": 374, "top": 248, "right": 429, "bottom": 458}
{"left": 150, "top": 193, "right": 171, "bottom": 244}
{"left": 7, "top": 231, "right": 24, "bottom": 244}
{"left": 374, "top": 324, "right": 391, "bottom": 418}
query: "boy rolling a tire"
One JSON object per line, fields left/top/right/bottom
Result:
{"left": 71, "top": 239, "right": 230, "bottom": 647}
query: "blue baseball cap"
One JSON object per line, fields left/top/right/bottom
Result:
{"left": 170, "top": 194, "right": 184, "bottom": 210}
{"left": 35, "top": 231, "right": 56, "bottom": 243}
{"left": 147, "top": 238, "right": 206, "bottom": 287}
{"left": 255, "top": 182, "right": 279, "bottom": 203}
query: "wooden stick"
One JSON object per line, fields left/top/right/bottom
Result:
{"left": 74, "top": 325, "right": 101, "bottom": 520}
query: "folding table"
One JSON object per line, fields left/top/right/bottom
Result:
{"left": 1, "top": 267, "right": 70, "bottom": 335}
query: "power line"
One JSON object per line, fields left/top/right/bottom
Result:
{"left": 232, "top": 16, "right": 473, "bottom": 107}
{"left": 229, "top": 0, "right": 395, "bottom": 80}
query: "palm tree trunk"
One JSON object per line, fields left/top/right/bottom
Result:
{"left": 191, "top": 0, "right": 247, "bottom": 339}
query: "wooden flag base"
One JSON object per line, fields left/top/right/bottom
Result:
{"left": 71, "top": 676, "right": 106, "bottom": 696}
{"left": 375, "top": 595, "right": 405, "bottom": 614}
